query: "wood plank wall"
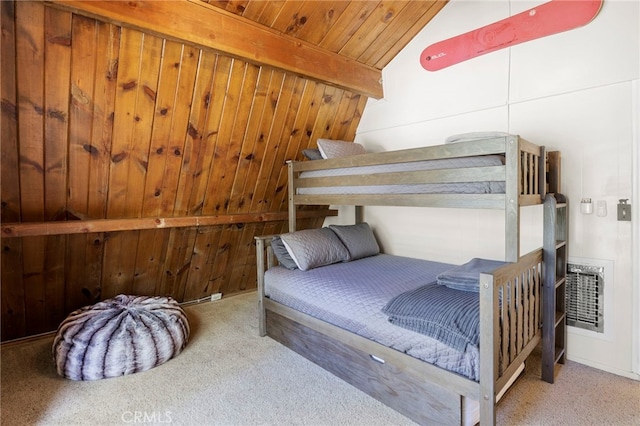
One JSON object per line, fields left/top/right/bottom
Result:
{"left": 0, "top": 1, "right": 366, "bottom": 341}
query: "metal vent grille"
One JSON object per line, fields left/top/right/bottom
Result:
{"left": 566, "top": 263, "right": 604, "bottom": 333}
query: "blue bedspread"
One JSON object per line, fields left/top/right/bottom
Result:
{"left": 264, "top": 254, "right": 483, "bottom": 381}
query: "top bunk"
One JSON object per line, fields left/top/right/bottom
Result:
{"left": 287, "top": 133, "right": 561, "bottom": 262}
{"left": 289, "top": 134, "right": 559, "bottom": 210}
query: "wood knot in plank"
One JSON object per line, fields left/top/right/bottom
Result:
{"left": 47, "top": 35, "right": 71, "bottom": 46}
{"left": 121, "top": 80, "right": 137, "bottom": 91}
{"left": 111, "top": 151, "right": 127, "bottom": 163}
{"left": 137, "top": 158, "right": 148, "bottom": 171}
{"left": 47, "top": 109, "right": 66, "bottom": 122}
{"left": 19, "top": 155, "right": 44, "bottom": 173}
{"left": 1, "top": 99, "right": 17, "bottom": 119}
{"left": 83, "top": 144, "right": 100, "bottom": 156}
{"left": 187, "top": 123, "right": 200, "bottom": 139}
{"left": 143, "top": 85, "right": 156, "bottom": 101}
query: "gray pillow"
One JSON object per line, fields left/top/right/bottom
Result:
{"left": 280, "top": 228, "right": 350, "bottom": 271}
{"left": 302, "top": 148, "right": 323, "bottom": 160}
{"left": 271, "top": 236, "right": 298, "bottom": 270}
{"left": 329, "top": 223, "right": 380, "bottom": 260}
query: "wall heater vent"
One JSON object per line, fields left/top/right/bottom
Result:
{"left": 566, "top": 262, "right": 605, "bottom": 333}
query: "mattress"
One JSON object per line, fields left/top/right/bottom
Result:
{"left": 264, "top": 254, "right": 483, "bottom": 381}
{"left": 296, "top": 154, "right": 505, "bottom": 195}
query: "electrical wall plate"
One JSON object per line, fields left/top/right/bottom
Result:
{"left": 617, "top": 199, "right": 631, "bottom": 221}
{"left": 596, "top": 200, "right": 607, "bottom": 217}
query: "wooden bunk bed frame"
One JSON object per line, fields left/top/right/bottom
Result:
{"left": 255, "top": 134, "right": 563, "bottom": 425}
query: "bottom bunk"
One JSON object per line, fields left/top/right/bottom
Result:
{"left": 265, "top": 300, "right": 525, "bottom": 425}
{"left": 255, "top": 232, "right": 546, "bottom": 425}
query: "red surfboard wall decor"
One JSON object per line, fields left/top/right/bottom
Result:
{"left": 421, "top": 0, "right": 604, "bottom": 71}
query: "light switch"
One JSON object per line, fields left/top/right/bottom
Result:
{"left": 596, "top": 200, "right": 607, "bottom": 217}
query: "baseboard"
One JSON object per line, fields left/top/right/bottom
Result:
{"left": 566, "top": 354, "right": 640, "bottom": 381}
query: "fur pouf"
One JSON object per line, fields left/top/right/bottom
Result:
{"left": 53, "top": 294, "right": 190, "bottom": 381}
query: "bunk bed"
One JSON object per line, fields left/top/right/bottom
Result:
{"left": 255, "top": 134, "right": 564, "bottom": 425}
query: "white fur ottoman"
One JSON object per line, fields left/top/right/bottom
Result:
{"left": 53, "top": 294, "right": 190, "bottom": 381}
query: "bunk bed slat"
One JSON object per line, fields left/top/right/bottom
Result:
{"left": 293, "top": 193, "right": 505, "bottom": 209}
{"left": 292, "top": 138, "right": 506, "bottom": 172}
{"left": 294, "top": 166, "right": 505, "bottom": 188}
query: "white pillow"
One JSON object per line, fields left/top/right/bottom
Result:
{"left": 317, "top": 139, "right": 367, "bottom": 159}
{"left": 445, "top": 131, "right": 510, "bottom": 144}
{"left": 280, "top": 228, "right": 350, "bottom": 271}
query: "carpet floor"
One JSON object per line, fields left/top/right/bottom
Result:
{"left": 2, "top": 292, "right": 638, "bottom": 425}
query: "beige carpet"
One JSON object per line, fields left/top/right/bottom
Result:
{"left": 2, "top": 292, "right": 638, "bottom": 425}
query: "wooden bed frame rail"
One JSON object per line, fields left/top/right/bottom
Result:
{"left": 255, "top": 235, "right": 544, "bottom": 425}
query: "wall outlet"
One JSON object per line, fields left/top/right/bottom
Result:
{"left": 210, "top": 293, "right": 222, "bottom": 301}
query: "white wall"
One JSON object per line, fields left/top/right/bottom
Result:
{"left": 354, "top": 0, "right": 639, "bottom": 378}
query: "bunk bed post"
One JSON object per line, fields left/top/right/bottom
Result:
{"left": 255, "top": 235, "right": 276, "bottom": 337}
{"left": 539, "top": 146, "right": 547, "bottom": 201}
{"left": 547, "top": 151, "right": 561, "bottom": 194}
{"left": 255, "top": 236, "right": 267, "bottom": 337}
{"left": 355, "top": 206, "right": 364, "bottom": 224}
{"left": 287, "top": 161, "right": 296, "bottom": 231}
{"left": 504, "top": 135, "right": 520, "bottom": 263}
{"left": 479, "top": 272, "right": 498, "bottom": 425}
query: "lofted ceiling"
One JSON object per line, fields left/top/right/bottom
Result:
{"left": 49, "top": 0, "right": 449, "bottom": 98}
{"left": 202, "top": 0, "right": 448, "bottom": 70}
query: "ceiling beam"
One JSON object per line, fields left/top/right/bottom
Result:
{"left": 46, "top": 0, "right": 383, "bottom": 99}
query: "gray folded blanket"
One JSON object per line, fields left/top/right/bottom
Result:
{"left": 383, "top": 283, "right": 480, "bottom": 352}
{"left": 436, "top": 258, "right": 507, "bottom": 292}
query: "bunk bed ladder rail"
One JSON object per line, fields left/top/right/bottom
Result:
{"left": 542, "top": 192, "right": 568, "bottom": 383}
{"left": 479, "top": 248, "right": 544, "bottom": 425}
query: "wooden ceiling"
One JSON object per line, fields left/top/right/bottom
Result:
{"left": 47, "top": 0, "right": 448, "bottom": 98}
{"left": 202, "top": 0, "right": 447, "bottom": 69}
{"left": 1, "top": 0, "right": 447, "bottom": 341}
